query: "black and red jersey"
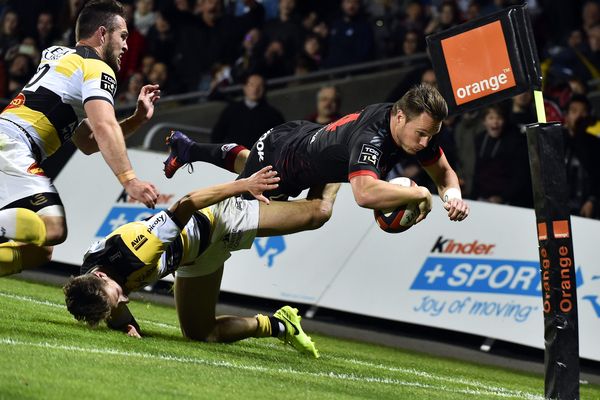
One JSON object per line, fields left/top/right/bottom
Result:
{"left": 240, "top": 103, "right": 443, "bottom": 198}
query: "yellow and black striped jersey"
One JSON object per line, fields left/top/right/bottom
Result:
{"left": 80, "top": 210, "right": 214, "bottom": 293}
{"left": 0, "top": 45, "right": 117, "bottom": 160}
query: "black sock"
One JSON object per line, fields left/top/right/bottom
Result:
{"left": 269, "top": 316, "right": 282, "bottom": 338}
{"left": 189, "top": 143, "right": 247, "bottom": 173}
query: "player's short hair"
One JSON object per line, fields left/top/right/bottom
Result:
{"left": 392, "top": 83, "right": 448, "bottom": 123}
{"left": 63, "top": 274, "right": 112, "bottom": 327}
{"left": 75, "top": 0, "right": 125, "bottom": 41}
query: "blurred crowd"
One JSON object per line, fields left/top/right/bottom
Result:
{"left": 0, "top": 0, "right": 599, "bottom": 219}
{"left": 2, "top": 0, "right": 597, "bottom": 99}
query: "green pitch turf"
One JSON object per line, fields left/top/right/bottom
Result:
{"left": 1, "top": 278, "right": 598, "bottom": 400}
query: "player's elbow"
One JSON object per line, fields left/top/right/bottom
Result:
{"left": 353, "top": 190, "right": 377, "bottom": 209}
{"left": 305, "top": 198, "right": 334, "bottom": 230}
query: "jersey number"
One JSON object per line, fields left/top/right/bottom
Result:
{"left": 24, "top": 64, "right": 51, "bottom": 89}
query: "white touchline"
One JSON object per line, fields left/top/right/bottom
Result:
{"left": 1, "top": 291, "right": 543, "bottom": 399}
{"left": 0, "top": 291, "right": 178, "bottom": 330}
{"left": 247, "top": 341, "right": 542, "bottom": 399}
{"left": 0, "top": 338, "right": 542, "bottom": 399}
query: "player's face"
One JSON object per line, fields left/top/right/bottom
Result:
{"left": 394, "top": 111, "right": 440, "bottom": 155}
{"left": 102, "top": 16, "right": 128, "bottom": 72}
{"left": 93, "top": 271, "right": 129, "bottom": 309}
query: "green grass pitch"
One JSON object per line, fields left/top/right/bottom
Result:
{"left": 1, "top": 278, "right": 598, "bottom": 400}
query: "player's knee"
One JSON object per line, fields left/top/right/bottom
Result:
{"left": 38, "top": 246, "right": 54, "bottom": 266}
{"left": 308, "top": 199, "right": 333, "bottom": 230}
{"left": 180, "top": 323, "right": 214, "bottom": 342}
{"left": 43, "top": 219, "right": 67, "bottom": 245}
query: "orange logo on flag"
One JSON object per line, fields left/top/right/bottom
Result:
{"left": 441, "top": 21, "right": 516, "bottom": 105}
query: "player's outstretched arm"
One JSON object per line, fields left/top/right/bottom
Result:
{"left": 169, "top": 166, "right": 280, "bottom": 225}
{"left": 422, "top": 153, "right": 469, "bottom": 221}
{"left": 84, "top": 99, "right": 159, "bottom": 208}
{"left": 106, "top": 303, "right": 142, "bottom": 338}
{"left": 350, "top": 174, "right": 431, "bottom": 208}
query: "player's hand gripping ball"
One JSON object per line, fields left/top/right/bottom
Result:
{"left": 374, "top": 177, "right": 419, "bottom": 233}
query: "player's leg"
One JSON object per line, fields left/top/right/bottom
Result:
{"left": 0, "top": 134, "right": 67, "bottom": 275}
{"left": 0, "top": 243, "right": 52, "bottom": 276}
{"left": 175, "top": 265, "right": 253, "bottom": 342}
{"left": 174, "top": 267, "right": 319, "bottom": 356}
{"left": 163, "top": 130, "right": 248, "bottom": 178}
{"left": 256, "top": 183, "right": 341, "bottom": 236}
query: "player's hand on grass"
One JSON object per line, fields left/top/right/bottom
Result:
{"left": 126, "top": 324, "right": 142, "bottom": 338}
{"left": 245, "top": 165, "right": 280, "bottom": 205}
{"left": 415, "top": 186, "right": 432, "bottom": 224}
{"left": 124, "top": 178, "right": 160, "bottom": 209}
{"left": 443, "top": 198, "right": 470, "bottom": 221}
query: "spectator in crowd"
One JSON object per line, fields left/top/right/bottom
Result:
{"left": 140, "top": 54, "right": 156, "bottom": 83}
{"left": 6, "top": 52, "right": 34, "bottom": 99}
{"left": 134, "top": 0, "right": 156, "bottom": 36}
{"left": 211, "top": 73, "right": 284, "bottom": 148}
{"left": 508, "top": 91, "right": 536, "bottom": 134}
{"left": 425, "top": 0, "right": 462, "bottom": 36}
{"left": 173, "top": 0, "right": 239, "bottom": 91}
{"left": 324, "top": 0, "right": 374, "bottom": 69}
{"left": 263, "top": 0, "right": 302, "bottom": 61}
{"left": 562, "top": 94, "right": 600, "bottom": 218}
{"left": 232, "top": 27, "right": 263, "bottom": 83}
{"left": 147, "top": 61, "right": 172, "bottom": 94}
{"left": 235, "top": 0, "right": 266, "bottom": 35}
{"left": 295, "top": 33, "right": 323, "bottom": 74}
{"left": 400, "top": 29, "right": 425, "bottom": 58}
{"left": 33, "top": 11, "right": 58, "bottom": 51}
{"left": 582, "top": 0, "right": 600, "bottom": 35}
{"left": 259, "top": 39, "right": 293, "bottom": 78}
{"left": 471, "top": 105, "right": 531, "bottom": 206}
{"left": 118, "top": 2, "right": 147, "bottom": 85}
{"left": 56, "top": 0, "right": 82, "bottom": 46}
{"left": 0, "top": 9, "right": 20, "bottom": 60}
{"left": 145, "top": 10, "right": 176, "bottom": 65}
{"left": 306, "top": 85, "right": 342, "bottom": 125}
{"left": 117, "top": 72, "right": 145, "bottom": 105}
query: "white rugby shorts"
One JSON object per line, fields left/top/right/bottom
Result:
{"left": 0, "top": 121, "right": 62, "bottom": 216}
{"left": 176, "top": 196, "right": 259, "bottom": 277}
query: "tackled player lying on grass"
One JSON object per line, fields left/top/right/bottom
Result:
{"left": 64, "top": 166, "right": 340, "bottom": 358}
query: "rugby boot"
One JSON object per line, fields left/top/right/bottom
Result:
{"left": 273, "top": 306, "right": 320, "bottom": 358}
{"left": 163, "top": 130, "right": 194, "bottom": 178}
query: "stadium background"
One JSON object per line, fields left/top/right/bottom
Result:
{"left": 1, "top": 0, "right": 600, "bottom": 387}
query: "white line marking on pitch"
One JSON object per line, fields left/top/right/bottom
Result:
{"left": 0, "top": 338, "right": 542, "bottom": 399}
{"left": 0, "top": 291, "right": 176, "bottom": 330}
{"left": 0, "top": 291, "right": 543, "bottom": 399}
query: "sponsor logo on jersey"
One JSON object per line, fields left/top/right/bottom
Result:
{"left": 146, "top": 213, "right": 165, "bottom": 234}
{"left": 131, "top": 234, "right": 148, "bottom": 250}
{"left": 27, "top": 162, "right": 46, "bottom": 177}
{"left": 29, "top": 193, "right": 48, "bottom": 207}
{"left": 4, "top": 92, "right": 25, "bottom": 110}
{"left": 357, "top": 144, "right": 381, "bottom": 167}
{"left": 100, "top": 72, "right": 117, "bottom": 97}
{"left": 222, "top": 229, "right": 242, "bottom": 250}
{"left": 256, "top": 129, "right": 273, "bottom": 162}
{"left": 42, "top": 46, "right": 75, "bottom": 61}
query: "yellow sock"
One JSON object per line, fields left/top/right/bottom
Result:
{"left": 0, "top": 208, "right": 47, "bottom": 246}
{"left": 0, "top": 242, "right": 23, "bottom": 277}
{"left": 254, "top": 314, "right": 272, "bottom": 337}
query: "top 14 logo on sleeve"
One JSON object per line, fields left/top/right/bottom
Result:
{"left": 358, "top": 144, "right": 381, "bottom": 167}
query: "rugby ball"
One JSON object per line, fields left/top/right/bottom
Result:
{"left": 374, "top": 177, "right": 419, "bottom": 233}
